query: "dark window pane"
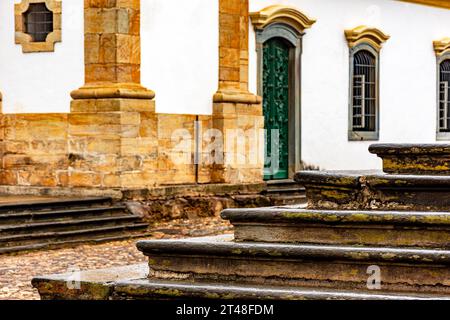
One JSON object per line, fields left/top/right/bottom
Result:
{"left": 24, "top": 3, "right": 53, "bottom": 42}
{"left": 352, "top": 50, "right": 377, "bottom": 132}
{"left": 439, "top": 60, "right": 450, "bottom": 132}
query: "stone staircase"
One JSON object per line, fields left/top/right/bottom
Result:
{"left": 0, "top": 197, "right": 149, "bottom": 254}
{"left": 264, "top": 179, "right": 307, "bottom": 206}
{"left": 32, "top": 144, "right": 450, "bottom": 300}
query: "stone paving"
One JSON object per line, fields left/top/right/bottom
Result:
{"left": 0, "top": 217, "right": 232, "bottom": 300}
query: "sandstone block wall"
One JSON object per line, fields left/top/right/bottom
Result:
{"left": 0, "top": 114, "right": 69, "bottom": 187}
{"left": 0, "top": 110, "right": 222, "bottom": 189}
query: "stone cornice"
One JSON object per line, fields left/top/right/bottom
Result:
{"left": 71, "top": 83, "right": 155, "bottom": 100}
{"left": 345, "top": 25, "right": 390, "bottom": 52}
{"left": 434, "top": 38, "right": 450, "bottom": 57}
{"left": 213, "top": 90, "right": 262, "bottom": 105}
{"left": 250, "top": 5, "right": 316, "bottom": 32}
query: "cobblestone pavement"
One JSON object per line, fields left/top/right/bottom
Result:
{"left": 0, "top": 217, "right": 232, "bottom": 300}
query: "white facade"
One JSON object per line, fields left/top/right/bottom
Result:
{"left": 141, "top": 0, "right": 218, "bottom": 115}
{"left": 0, "top": 0, "right": 450, "bottom": 171}
{"left": 0, "top": 0, "right": 84, "bottom": 114}
{"left": 250, "top": 0, "right": 450, "bottom": 170}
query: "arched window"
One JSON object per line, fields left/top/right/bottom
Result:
{"left": 438, "top": 59, "right": 450, "bottom": 133}
{"left": 348, "top": 45, "right": 380, "bottom": 140}
{"left": 351, "top": 49, "right": 377, "bottom": 132}
{"left": 345, "top": 26, "right": 389, "bottom": 141}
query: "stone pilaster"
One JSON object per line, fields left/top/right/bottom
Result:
{"left": 211, "top": 0, "right": 264, "bottom": 184}
{"left": 68, "top": 0, "right": 157, "bottom": 189}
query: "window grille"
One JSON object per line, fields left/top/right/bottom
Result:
{"left": 24, "top": 3, "right": 53, "bottom": 42}
{"left": 439, "top": 60, "right": 450, "bottom": 132}
{"left": 352, "top": 50, "right": 376, "bottom": 132}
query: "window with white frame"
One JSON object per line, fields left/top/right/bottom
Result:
{"left": 438, "top": 59, "right": 450, "bottom": 134}
{"left": 349, "top": 45, "right": 379, "bottom": 141}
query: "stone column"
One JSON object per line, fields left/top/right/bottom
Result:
{"left": 68, "top": 0, "right": 158, "bottom": 189}
{"left": 72, "top": 0, "right": 153, "bottom": 99}
{"left": 211, "top": 0, "right": 264, "bottom": 184}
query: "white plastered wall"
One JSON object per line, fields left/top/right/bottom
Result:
{"left": 249, "top": 0, "right": 450, "bottom": 170}
{"left": 0, "top": 0, "right": 84, "bottom": 114}
{"left": 141, "top": 0, "right": 219, "bottom": 115}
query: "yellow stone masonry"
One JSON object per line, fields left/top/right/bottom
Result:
{"left": 212, "top": 0, "right": 264, "bottom": 184}
{"left": 0, "top": 0, "right": 264, "bottom": 190}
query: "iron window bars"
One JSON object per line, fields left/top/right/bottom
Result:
{"left": 352, "top": 50, "right": 377, "bottom": 132}
{"left": 439, "top": 59, "right": 450, "bottom": 132}
{"left": 24, "top": 3, "right": 53, "bottom": 42}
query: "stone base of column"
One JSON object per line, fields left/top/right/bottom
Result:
{"left": 211, "top": 97, "right": 264, "bottom": 184}
{"left": 68, "top": 97, "right": 158, "bottom": 189}
{"left": 71, "top": 83, "right": 155, "bottom": 100}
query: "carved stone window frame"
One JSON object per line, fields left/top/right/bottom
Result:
{"left": 434, "top": 38, "right": 450, "bottom": 140}
{"left": 345, "top": 26, "right": 390, "bottom": 141}
{"left": 250, "top": 5, "right": 316, "bottom": 177}
{"left": 15, "top": 0, "right": 62, "bottom": 53}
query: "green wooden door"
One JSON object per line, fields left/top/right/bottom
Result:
{"left": 263, "top": 37, "right": 290, "bottom": 180}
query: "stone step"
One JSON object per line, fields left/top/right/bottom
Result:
{"left": 221, "top": 207, "right": 450, "bottom": 248}
{"left": 295, "top": 170, "right": 450, "bottom": 211}
{"left": 268, "top": 195, "right": 307, "bottom": 206}
{"left": 264, "top": 180, "right": 307, "bottom": 206}
{"left": 265, "top": 187, "right": 306, "bottom": 194}
{"left": 0, "top": 206, "right": 128, "bottom": 224}
{"left": 0, "top": 223, "right": 149, "bottom": 254}
{"left": 0, "top": 197, "right": 112, "bottom": 214}
{"left": 32, "top": 262, "right": 447, "bottom": 300}
{"left": 0, "top": 214, "right": 144, "bottom": 236}
{"left": 112, "top": 279, "right": 450, "bottom": 301}
{"left": 265, "top": 180, "right": 305, "bottom": 193}
{"left": 137, "top": 240, "right": 450, "bottom": 296}
{"left": 369, "top": 143, "right": 450, "bottom": 175}
{"left": 0, "top": 196, "right": 149, "bottom": 254}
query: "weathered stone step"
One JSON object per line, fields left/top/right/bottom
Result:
{"left": 268, "top": 195, "right": 307, "bottom": 206}
{"left": 137, "top": 240, "right": 450, "bottom": 296}
{"left": 0, "top": 220, "right": 148, "bottom": 245}
{"left": 369, "top": 144, "right": 450, "bottom": 175}
{"left": 265, "top": 187, "right": 306, "bottom": 194}
{"left": 221, "top": 207, "right": 450, "bottom": 247}
{"left": 0, "top": 206, "right": 127, "bottom": 224}
{"left": 0, "top": 197, "right": 112, "bottom": 213}
{"left": 0, "top": 215, "right": 143, "bottom": 236}
{"left": 296, "top": 170, "right": 450, "bottom": 211}
{"left": 265, "top": 180, "right": 305, "bottom": 193}
{"left": 0, "top": 226, "right": 150, "bottom": 255}
{"left": 32, "top": 263, "right": 447, "bottom": 300}
{"left": 112, "top": 279, "right": 450, "bottom": 300}
{"left": 264, "top": 180, "right": 307, "bottom": 206}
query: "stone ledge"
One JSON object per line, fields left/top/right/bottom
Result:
{"left": 32, "top": 264, "right": 148, "bottom": 300}
{"left": 222, "top": 207, "right": 450, "bottom": 247}
{"left": 369, "top": 144, "right": 450, "bottom": 175}
{"left": 0, "top": 186, "right": 123, "bottom": 200}
{"left": 137, "top": 240, "right": 450, "bottom": 264}
{"left": 71, "top": 84, "right": 155, "bottom": 100}
{"left": 221, "top": 207, "right": 450, "bottom": 226}
{"left": 112, "top": 279, "right": 445, "bottom": 300}
{"left": 122, "top": 182, "right": 266, "bottom": 200}
{"left": 213, "top": 90, "right": 262, "bottom": 105}
{"left": 295, "top": 170, "right": 370, "bottom": 188}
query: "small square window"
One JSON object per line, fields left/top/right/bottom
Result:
{"left": 15, "top": 0, "right": 62, "bottom": 53}
{"left": 24, "top": 3, "right": 54, "bottom": 42}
